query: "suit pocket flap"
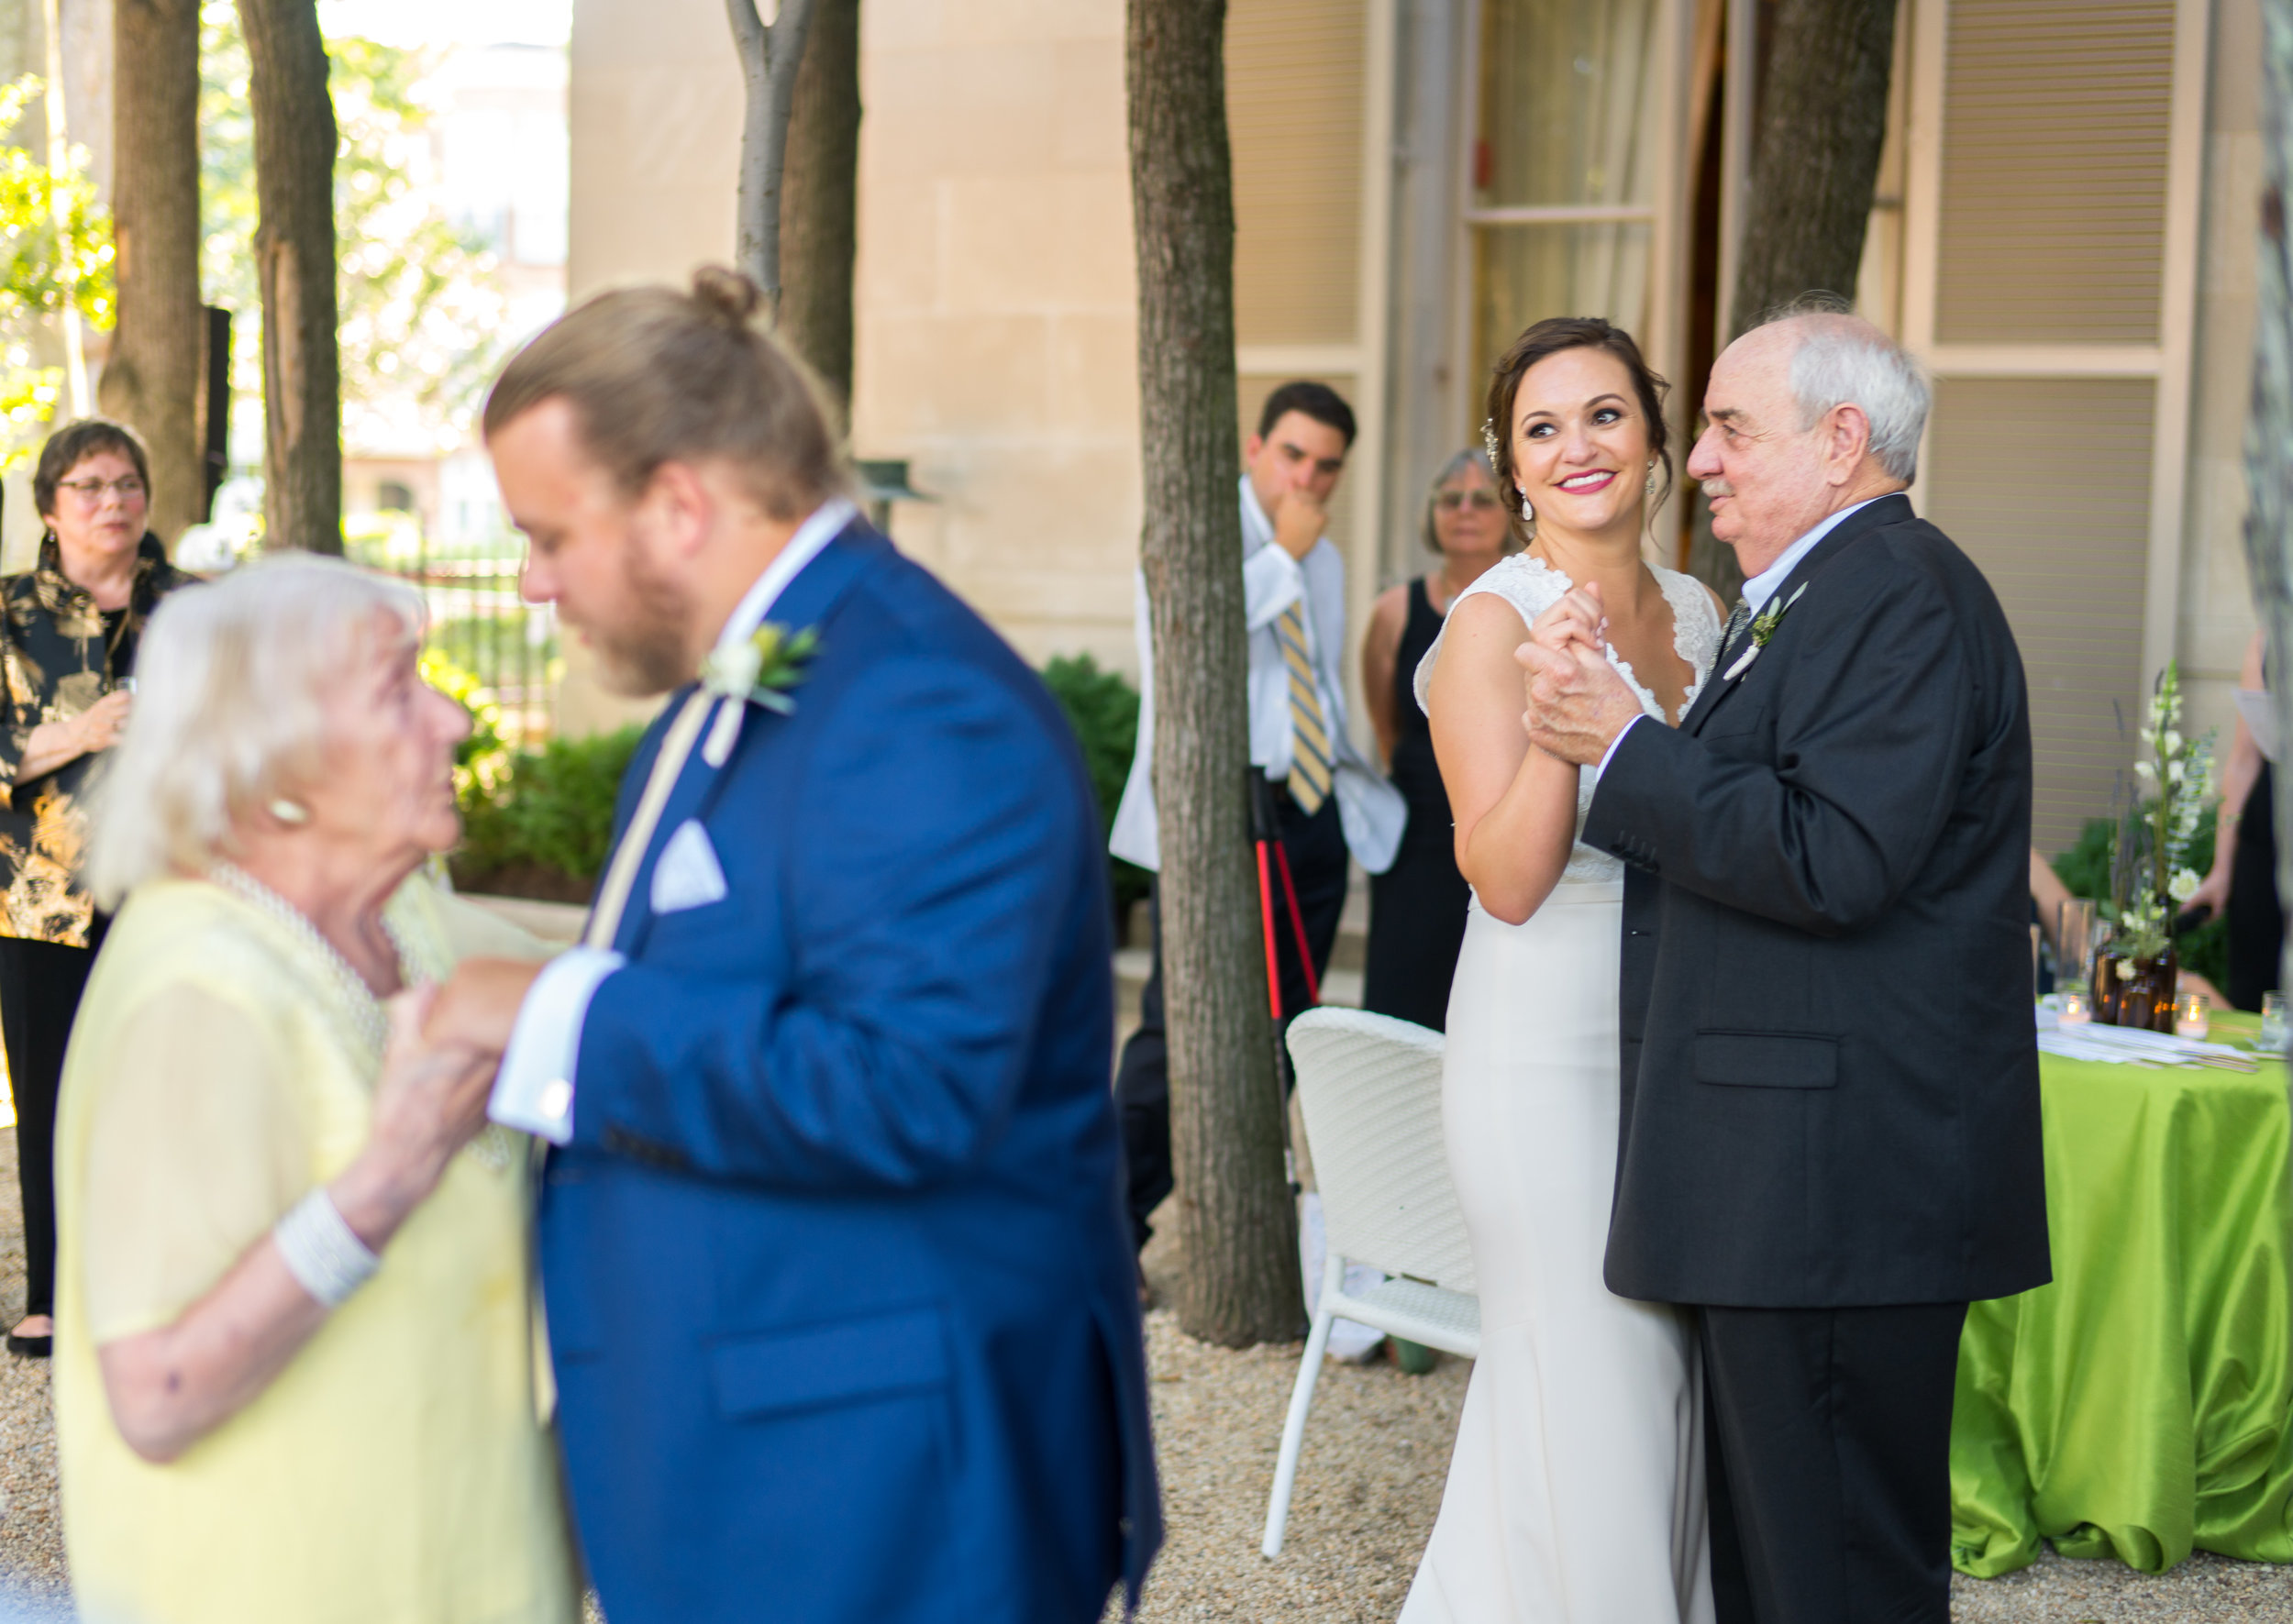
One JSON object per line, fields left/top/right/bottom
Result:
{"left": 709, "top": 1305, "right": 949, "bottom": 1420}
{"left": 1694, "top": 1031, "right": 1839, "bottom": 1088}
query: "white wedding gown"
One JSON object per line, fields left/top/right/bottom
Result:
{"left": 1400, "top": 555, "right": 1721, "bottom": 1624}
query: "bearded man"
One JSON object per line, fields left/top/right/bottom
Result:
{"left": 430, "top": 269, "right": 1159, "bottom": 1624}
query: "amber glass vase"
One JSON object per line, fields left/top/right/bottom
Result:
{"left": 2091, "top": 952, "right": 2122, "bottom": 1024}
{"left": 2115, "top": 946, "right": 2179, "bottom": 1033}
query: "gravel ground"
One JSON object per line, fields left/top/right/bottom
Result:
{"left": 1117, "top": 1202, "right": 2293, "bottom": 1622}
{"left": 0, "top": 1120, "right": 2284, "bottom": 1622}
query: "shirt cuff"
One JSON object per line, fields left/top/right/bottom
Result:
{"left": 489, "top": 947, "right": 624, "bottom": 1145}
{"left": 1594, "top": 713, "right": 1644, "bottom": 781}
{"left": 1242, "top": 543, "right": 1307, "bottom": 632}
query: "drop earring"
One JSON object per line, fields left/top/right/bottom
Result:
{"left": 1520, "top": 494, "right": 1534, "bottom": 524}
{"left": 1645, "top": 464, "right": 1658, "bottom": 500}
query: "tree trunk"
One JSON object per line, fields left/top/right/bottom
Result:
{"left": 1127, "top": 0, "right": 1298, "bottom": 1347}
{"left": 238, "top": 0, "right": 339, "bottom": 553}
{"left": 101, "top": 0, "right": 205, "bottom": 549}
{"left": 778, "top": 0, "right": 858, "bottom": 414}
{"left": 2247, "top": 0, "right": 2293, "bottom": 1022}
{"left": 726, "top": 0, "right": 819, "bottom": 316}
{"left": 1727, "top": 0, "right": 1896, "bottom": 336}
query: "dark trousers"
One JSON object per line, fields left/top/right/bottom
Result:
{"left": 0, "top": 932, "right": 98, "bottom": 1320}
{"left": 1113, "top": 781, "right": 1347, "bottom": 1253}
{"left": 1701, "top": 1299, "right": 1968, "bottom": 1624}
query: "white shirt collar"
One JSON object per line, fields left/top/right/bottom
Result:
{"left": 709, "top": 496, "right": 858, "bottom": 661}
{"left": 1739, "top": 495, "right": 1885, "bottom": 613}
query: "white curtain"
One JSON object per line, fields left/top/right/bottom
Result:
{"left": 1471, "top": 0, "right": 1662, "bottom": 368}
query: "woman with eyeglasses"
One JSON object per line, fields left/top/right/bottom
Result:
{"left": 0, "top": 418, "right": 194, "bottom": 1357}
{"left": 1357, "top": 447, "right": 1511, "bottom": 1031}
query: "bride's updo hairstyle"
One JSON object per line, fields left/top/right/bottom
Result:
{"left": 1483, "top": 316, "right": 1672, "bottom": 549}
{"left": 482, "top": 265, "right": 851, "bottom": 522}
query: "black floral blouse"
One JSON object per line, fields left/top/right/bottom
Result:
{"left": 0, "top": 534, "right": 194, "bottom": 946}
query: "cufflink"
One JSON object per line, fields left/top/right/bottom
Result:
{"left": 539, "top": 1078, "right": 573, "bottom": 1124}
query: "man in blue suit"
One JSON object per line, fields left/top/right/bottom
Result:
{"left": 432, "top": 268, "right": 1159, "bottom": 1622}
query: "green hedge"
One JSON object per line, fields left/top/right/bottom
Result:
{"left": 453, "top": 726, "right": 644, "bottom": 900}
{"left": 448, "top": 657, "right": 1151, "bottom": 916}
{"left": 1040, "top": 653, "right": 1151, "bottom": 922}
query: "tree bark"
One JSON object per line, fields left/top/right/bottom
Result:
{"left": 1127, "top": 0, "right": 1298, "bottom": 1346}
{"left": 1727, "top": 0, "right": 1896, "bottom": 336}
{"left": 726, "top": 0, "right": 819, "bottom": 316}
{"left": 2247, "top": 0, "right": 2293, "bottom": 1021}
{"left": 101, "top": 0, "right": 205, "bottom": 549}
{"left": 238, "top": 0, "right": 340, "bottom": 553}
{"left": 778, "top": 0, "right": 858, "bottom": 414}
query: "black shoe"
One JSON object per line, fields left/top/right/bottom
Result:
{"left": 6, "top": 1331, "right": 50, "bottom": 1359}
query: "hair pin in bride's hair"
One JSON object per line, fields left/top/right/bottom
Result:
{"left": 1480, "top": 417, "right": 1501, "bottom": 470}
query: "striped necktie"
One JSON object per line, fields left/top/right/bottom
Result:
{"left": 1719, "top": 595, "right": 1751, "bottom": 658}
{"left": 1275, "top": 600, "right": 1334, "bottom": 814}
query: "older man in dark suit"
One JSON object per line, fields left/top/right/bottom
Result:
{"left": 1521, "top": 303, "right": 2049, "bottom": 1624}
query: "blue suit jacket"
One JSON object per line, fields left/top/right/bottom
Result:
{"left": 539, "top": 523, "right": 1160, "bottom": 1622}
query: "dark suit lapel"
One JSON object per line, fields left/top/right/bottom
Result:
{"left": 1682, "top": 493, "right": 1911, "bottom": 738}
{"left": 613, "top": 521, "right": 889, "bottom": 956}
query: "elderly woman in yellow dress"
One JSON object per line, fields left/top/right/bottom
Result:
{"left": 53, "top": 555, "right": 577, "bottom": 1622}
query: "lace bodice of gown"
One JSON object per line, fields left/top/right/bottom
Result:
{"left": 1412, "top": 554, "right": 1723, "bottom": 883}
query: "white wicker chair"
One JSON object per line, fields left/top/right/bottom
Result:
{"left": 1262, "top": 1007, "right": 1479, "bottom": 1558}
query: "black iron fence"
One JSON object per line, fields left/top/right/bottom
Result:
{"left": 357, "top": 538, "right": 558, "bottom": 747}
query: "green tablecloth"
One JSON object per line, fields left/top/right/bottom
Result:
{"left": 1951, "top": 1010, "right": 2293, "bottom": 1575}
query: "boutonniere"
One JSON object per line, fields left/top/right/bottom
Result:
{"left": 1723, "top": 583, "right": 1808, "bottom": 681}
{"left": 697, "top": 622, "right": 822, "bottom": 766}
{"left": 699, "top": 622, "right": 821, "bottom": 715}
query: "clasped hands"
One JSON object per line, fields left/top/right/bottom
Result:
{"left": 379, "top": 957, "right": 548, "bottom": 1132}
{"left": 1516, "top": 581, "right": 1645, "bottom": 768}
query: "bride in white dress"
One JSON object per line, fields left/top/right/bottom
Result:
{"left": 1402, "top": 321, "right": 1722, "bottom": 1624}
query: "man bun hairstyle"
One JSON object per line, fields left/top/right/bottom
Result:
{"left": 1256, "top": 380, "right": 1357, "bottom": 449}
{"left": 483, "top": 267, "right": 850, "bottom": 521}
{"left": 1483, "top": 316, "right": 1671, "bottom": 550}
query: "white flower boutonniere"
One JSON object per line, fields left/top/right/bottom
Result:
{"left": 699, "top": 622, "right": 822, "bottom": 715}
{"left": 1723, "top": 583, "right": 1809, "bottom": 681}
{"left": 697, "top": 622, "right": 823, "bottom": 767}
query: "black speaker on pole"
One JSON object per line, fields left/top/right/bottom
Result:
{"left": 199, "top": 305, "right": 231, "bottom": 522}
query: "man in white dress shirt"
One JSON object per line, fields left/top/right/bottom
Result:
{"left": 1109, "top": 381, "right": 1404, "bottom": 1259}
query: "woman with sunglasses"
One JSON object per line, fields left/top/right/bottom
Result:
{"left": 1358, "top": 447, "right": 1511, "bottom": 1032}
{"left": 0, "top": 418, "right": 194, "bottom": 1357}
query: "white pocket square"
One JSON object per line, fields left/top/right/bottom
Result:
{"left": 650, "top": 819, "right": 728, "bottom": 915}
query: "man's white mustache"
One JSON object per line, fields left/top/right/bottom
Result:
{"left": 1700, "top": 479, "right": 1735, "bottom": 500}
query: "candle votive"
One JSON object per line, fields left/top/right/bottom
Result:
{"left": 2175, "top": 992, "right": 2210, "bottom": 1041}
{"left": 2263, "top": 991, "right": 2289, "bottom": 1052}
{"left": 2058, "top": 989, "right": 2092, "bottom": 1026}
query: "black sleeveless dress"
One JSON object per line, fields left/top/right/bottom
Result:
{"left": 1363, "top": 577, "right": 1473, "bottom": 1031}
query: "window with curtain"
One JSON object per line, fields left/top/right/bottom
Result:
{"left": 1468, "top": 0, "right": 1663, "bottom": 388}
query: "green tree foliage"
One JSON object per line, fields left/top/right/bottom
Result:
{"left": 0, "top": 76, "right": 113, "bottom": 465}
{"left": 201, "top": 5, "right": 508, "bottom": 458}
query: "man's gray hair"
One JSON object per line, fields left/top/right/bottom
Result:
{"left": 1754, "top": 294, "right": 1932, "bottom": 483}
{"left": 84, "top": 555, "right": 425, "bottom": 908}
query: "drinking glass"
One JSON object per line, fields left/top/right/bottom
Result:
{"left": 2058, "top": 989, "right": 2092, "bottom": 1026}
{"left": 2174, "top": 992, "right": 2210, "bottom": 1040}
{"left": 2057, "top": 900, "right": 2098, "bottom": 985}
{"left": 2262, "top": 992, "right": 2289, "bottom": 1052}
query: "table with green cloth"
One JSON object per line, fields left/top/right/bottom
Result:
{"left": 1951, "top": 1008, "right": 2293, "bottom": 1576}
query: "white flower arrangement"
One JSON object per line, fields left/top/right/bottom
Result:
{"left": 2109, "top": 662, "right": 2215, "bottom": 964}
